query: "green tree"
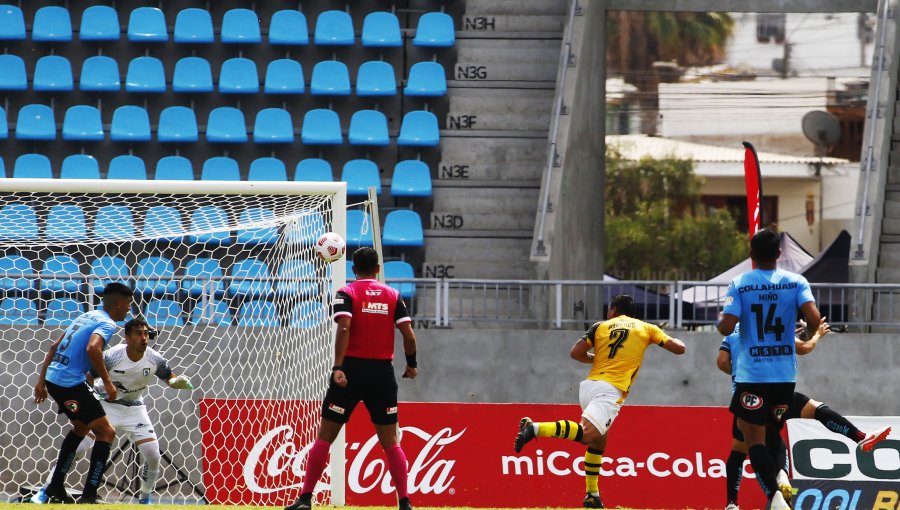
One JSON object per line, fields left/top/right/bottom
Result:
{"left": 604, "top": 148, "right": 745, "bottom": 278}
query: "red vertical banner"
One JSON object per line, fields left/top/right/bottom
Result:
{"left": 742, "top": 141, "right": 763, "bottom": 237}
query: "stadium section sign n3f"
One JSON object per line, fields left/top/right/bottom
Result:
{"left": 202, "top": 401, "right": 776, "bottom": 508}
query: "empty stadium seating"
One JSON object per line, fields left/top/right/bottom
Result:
{"left": 40, "top": 255, "right": 82, "bottom": 293}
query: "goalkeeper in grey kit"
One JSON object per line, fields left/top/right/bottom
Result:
{"left": 33, "top": 318, "right": 194, "bottom": 504}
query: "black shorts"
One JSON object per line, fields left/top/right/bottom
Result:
{"left": 46, "top": 380, "right": 106, "bottom": 425}
{"left": 321, "top": 357, "right": 398, "bottom": 425}
{"left": 730, "top": 382, "right": 795, "bottom": 426}
{"left": 783, "top": 391, "right": 812, "bottom": 421}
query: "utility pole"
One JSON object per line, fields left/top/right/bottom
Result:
{"left": 781, "top": 41, "right": 792, "bottom": 78}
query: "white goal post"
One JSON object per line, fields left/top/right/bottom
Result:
{"left": 0, "top": 178, "right": 347, "bottom": 506}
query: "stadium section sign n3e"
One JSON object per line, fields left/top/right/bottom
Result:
{"left": 202, "top": 401, "right": 777, "bottom": 508}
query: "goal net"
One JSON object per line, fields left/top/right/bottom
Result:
{"left": 0, "top": 178, "right": 346, "bottom": 505}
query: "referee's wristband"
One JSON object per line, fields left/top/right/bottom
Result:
{"left": 405, "top": 352, "right": 417, "bottom": 369}
{"left": 331, "top": 365, "right": 343, "bottom": 372}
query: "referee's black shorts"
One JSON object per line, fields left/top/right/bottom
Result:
{"left": 46, "top": 380, "right": 106, "bottom": 425}
{"left": 321, "top": 357, "right": 398, "bottom": 425}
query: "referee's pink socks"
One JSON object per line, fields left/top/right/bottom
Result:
{"left": 385, "top": 444, "right": 409, "bottom": 499}
{"left": 301, "top": 439, "right": 330, "bottom": 495}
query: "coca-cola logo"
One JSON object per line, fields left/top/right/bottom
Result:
{"left": 242, "top": 424, "right": 465, "bottom": 496}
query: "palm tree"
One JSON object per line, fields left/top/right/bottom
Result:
{"left": 607, "top": 11, "right": 735, "bottom": 134}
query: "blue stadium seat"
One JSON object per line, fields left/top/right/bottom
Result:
{"left": 285, "top": 210, "right": 325, "bottom": 245}
{"left": 294, "top": 159, "right": 333, "bottom": 181}
{"left": 88, "top": 256, "right": 130, "bottom": 292}
{"left": 275, "top": 259, "right": 317, "bottom": 296}
{"left": 189, "top": 206, "right": 232, "bottom": 245}
{"left": 222, "top": 9, "right": 261, "bottom": 44}
{"left": 201, "top": 157, "right": 240, "bottom": 181}
{"left": 0, "top": 255, "right": 34, "bottom": 291}
{"left": 110, "top": 106, "right": 151, "bottom": 142}
{"left": 0, "top": 204, "right": 38, "bottom": 241}
{"left": 94, "top": 205, "right": 135, "bottom": 241}
{"left": 46, "top": 204, "right": 87, "bottom": 241}
{"left": 290, "top": 300, "right": 327, "bottom": 329}
{"left": 135, "top": 256, "right": 178, "bottom": 295}
{"left": 173, "top": 57, "right": 213, "bottom": 93}
{"left": 314, "top": 10, "right": 354, "bottom": 46}
{"left": 237, "top": 208, "right": 278, "bottom": 245}
{"left": 269, "top": 10, "right": 309, "bottom": 45}
{"left": 398, "top": 111, "right": 439, "bottom": 146}
{"left": 405, "top": 62, "right": 447, "bottom": 96}
{"left": 356, "top": 61, "right": 396, "bottom": 96}
{"left": 301, "top": 109, "right": 342, "bottom": 145}
{"left": 40, "top": 255, "right": 82, "bottom": 293}
{"left": 0, "top": 55, "right": 26, "bottom": 90}
{"left": 228, "top": 258, "right": 274, "bottom": 298}
{"left": 146, "top": 299, "right": 184, "bottom": 327}
{"left": 237, "top": 300, "right": 279, "bottom": 327}
{"left": 0, "top": 156, "right": 4, "bottom": 177}
{"left": 33, "top": 6, "right": 72, "bottom": 42}
{"left": 155, "top": 156, "right": 194, "bottom": 180}
{"left": 310, "top": 61, "right": 351, "bottom": 96}
{"left": 362, "top": 12, "right": 402, "bottom": 47}
{"left": 182, "top": 257, "right": 225, "bottom": 297}
{"left": 384, "top": 260, "right": 416, "bottom": 299}
{"left": 107, "top": 155, "right": 147, "bottom": 179}
{"left": 206, "top": 107, "right": 247, "bottom": 143}
{"left": 190, "top": 299, "right": 233, "bottom": 326}
{"left": 346, "top": 260, "right": 357, "bottom": 281}
{"left": 254, "top": 109, "right": 293, "bottom": 144}
{"left": 128, "top": 7, "right": 168, "bottom": 42}
{"left": 382, "top": 210, "right": 424, "bottom": 247}
{"left": 13, "top": 154, "right": 52, "bottom": 178}
{"left": 62, "top": 105, "right": 103, "bottom": 141}
{"left": 0, "top": 107, "right": 6, "bottom": 139}
{"left": 346, "top": 209, "right": 374, "bottom": 247}
{"left": 348, "top": 110, "right": 389, "bottom": 146}
{"left": 80, "top": 5, "right": 119, "bottom": 41}
{"left": 60, "top": 155, "right": 101, "bottom": 179}
{"left": 34, "top": 55, "right": 73, "bottom": 91}
{"left": 143, "top": 205, "right": 184, "bottom": 241}
{"left": 126, "top": 57, "right": 166, "bottom": 93}
{"left": 248, "top": 158, "right": 287, "bottom": 181}
{"left": 174, "top": 8, "right": 213, "bottom": 44}
{"left": 219, "top": 57, "right": 259, "bottom": 94}
{"left": 391, "top": 160, "right": 432, "bottom": 197}
{"left": 413, "top": 12, "right": 455, "bottom": 47}
{"left": 0, "top": 5, "right": 25, "bottom": 40}
{"left": 80, "top": 56, "right": 120, "bottom": 91}
{"left": 16, "top": 105, "right": 55, "bottom": 140}
{"left": 264, "top": 59, "right": 305, "bottom": 94}
{"left": 44, "top": 298, "right": 84, "bottom": 326}
{"left": 0, "top": 298, "right": 38, "bottom": 325}
{"left": 341, "top": 159, "right": 381, "bottom": 196}
{"left": 158, "top": 106, "right": 199, "bottom": 143}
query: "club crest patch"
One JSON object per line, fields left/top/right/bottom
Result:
{"left": 64, "top": 400, "right": 79, "bottom": 413}
{"left": 740, "top": 392, "right": 763, "bottom": 410}
{"left": 772, "top": 405, "right": 788, "bottom": 422}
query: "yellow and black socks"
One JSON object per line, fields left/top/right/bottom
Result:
{"left": 536, "top": 420, "right": 584, "bottom": 442}
{"left": 584, "top": 447, "right": 603, "bottom": 495}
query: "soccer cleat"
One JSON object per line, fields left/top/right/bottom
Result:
{"left": 514, "top": 417, "right": 536, "bottom": 453}
{"left": 725, "top": 504, "right": 740, "bottom": 510}
{"left": 767, "top": 491, "right": 790, "bottom": 510}
{"left": 776, "top": 469, "right": 793, "bottom": 507}
{"left": 284, "top": 493, "right": 312, "bottom": 510}
{"left": 44, "top": 484, "right": 75, "bottom": 504}
{"left": 76, "top": 494, "right": 107, "bottom": 504}
{"left": 859, "top": 425, "right": 892, "bottom": 452}
{"left": 583, "top": 493, "right": 604, "bottom": 508}
{"left": 138, "top": 494, "right": 152, "bottom": 504}
{"left": 30, "top": 486, "right": 48, "bottom": 504}
{"left": 398, "top": 496, "right": 413, "bottom": 510}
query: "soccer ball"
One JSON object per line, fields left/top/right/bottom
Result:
{"left": 315, "top": 232, "right": 345, "bottom": 263}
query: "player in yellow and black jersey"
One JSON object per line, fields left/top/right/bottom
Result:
{"left": 513, "top": 295, "right": 686, "bottom": 509}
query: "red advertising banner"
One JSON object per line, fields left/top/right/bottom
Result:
{"left": 201, "top": 400, "right": 773, "bottom": 509}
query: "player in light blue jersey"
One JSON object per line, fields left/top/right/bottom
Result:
{"left": 717, "top": 228, "right": 821, "bottom": 510}
{"left": 33, "top": 282, "right": 134, "bottom": 504}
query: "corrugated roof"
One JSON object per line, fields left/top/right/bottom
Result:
{"left": 607, "top": 134, "right": 848, "bottom": 165}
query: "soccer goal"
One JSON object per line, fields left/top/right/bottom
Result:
{"left": 0, "top": 178, "right": 347, "bottom": 506}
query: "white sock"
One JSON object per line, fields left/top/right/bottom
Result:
{"left": 138, "top": 441, "right": 162, "bottom": 497}
{"left": 44, "top": 436, "right": 94, "bottom": 486}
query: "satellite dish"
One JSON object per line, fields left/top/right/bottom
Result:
{"left": 802, "top": 111, "right": 842, "bottom": 156}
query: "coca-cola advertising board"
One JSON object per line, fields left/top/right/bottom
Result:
{"left": 201, "top": 400, "right": 770, "bottom": 509}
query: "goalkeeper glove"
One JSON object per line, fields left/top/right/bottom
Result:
{"left": 168, "top": 375, "right": 194, "bottom": 390}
